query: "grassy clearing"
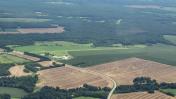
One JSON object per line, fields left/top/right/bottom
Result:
{"left": 164, "top": 35, "right": 176, "bottom": 44}
{"left": 74, "top": 97, "right": 99, "bottom": 99}
{"left": 0, "top": 87, "right": 28, "bottom": 98}
{"left": 62, "top": 44, "right": 176, "bottom": 67}
{"left": 10, "top": 41, "right": 133, "bottom": 56}
{"left": 60, "top": 35, "right": 176, "bottom": 67}
{"left": 10, "top": 38, "right": 176, "bottom": 67}
{"left": 160, "top": 89, "right": 176, "bottom": 96}
{"left": 0, "top": 18, "right": 50, "bottom": 23}
{"left": 0, "top": 53, "right": 29, "bottom": 64}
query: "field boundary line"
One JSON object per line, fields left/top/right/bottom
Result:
{"left": 65, "top": 65, "right": 117, "bottom": 99}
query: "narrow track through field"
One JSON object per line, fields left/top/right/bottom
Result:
{"left": 66, "top": 65, "right": 117, "bottom": 99}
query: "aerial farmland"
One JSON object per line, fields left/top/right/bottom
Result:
{"left": 1, "top": 0, "right": 176, "bottom": 99}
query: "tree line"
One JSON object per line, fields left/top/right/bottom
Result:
{"left": 116, "top": 77, "right": 176, "bottom": 96}
{"left": 22, "top": 84, "right": 111, "bottom": 99}
{"left": 0, "top": 64, "right": 14, "bottom": 76}
{"left": 0, "top": 75, "right": 38, "bottom": 92}
{"left": 0, "top": 32, "right": 173, "bottom": 48}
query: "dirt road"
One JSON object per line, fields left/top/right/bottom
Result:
{"left": 66, "top": 65, "right": 117, "bottom": 99}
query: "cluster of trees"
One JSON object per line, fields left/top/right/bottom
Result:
{"left": 0, "top": 64, "right": 14, "bottom": 76}
{"left": 23, "top": 84, "right": 111, "bottom": 99}
{"left": 0, "top": 75, "right": 38, "bottom": 92}
{"left": 24, "top": 62, "right": 65, "bottom": 73}
{"left": 116, "top": 77, "right": 159, "bottom": 93}
{"left": 160, "top": 82, "right": 176, "bottom": 89}
{"left": 24, "top": 62, "right": 42, "bottom": 73}
{"left": 0, "top": 94, "right": 10, "bottom": 99}
{"left": 116, "top": 77, "right": 176, "bottom": 95}
{"left": 40, "top": 62, "right": 66, "bottom": 70}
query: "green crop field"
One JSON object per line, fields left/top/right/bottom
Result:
{"left": 164, "top": 35, "right": 176, "bottom": 44}
{"left": 59, "top": 35, "right": 176, "bottom": 67}
{"left": 10, "top": 36, "right": 176, "bottom": 67}
{"left": 160, "top": 89, "right": 176, "bottom": 96}
{"left": 74, "top": 96, "right": 99, "bottom": 99}
{"left": 63, "top": 44, "right": 176, "bottom": 67}
{"left": 0, "top": 53, "right": 29, "bottom": 64}
{"left": 0, "top": 87, "right": 28, "bottom": 98}
{"left": 10, "top": 41, "right": 134, "bottom": 56}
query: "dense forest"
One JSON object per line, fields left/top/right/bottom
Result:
{"left": 0, "top": 33, "right": 172, "bottom": 47}
{"left": 0, "top": 64, "right": 14, "bottom": 76}
{"left": 0, "top": 0, "right": 176, "bottom": 46}
{"left": 0, "top": 76, "right": 38, "bottom": 92}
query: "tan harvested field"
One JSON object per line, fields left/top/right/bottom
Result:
{"left": 112, "top": 91, "right": 174, "bottom": 99}
{"left": 11, "top": 52, "right": 40, "bottom": 62}
{"left": 9, "top": 65, "right": 32, "bottom": 77}
{"left": 38, "top": 61, "right": 54, "bottom": 67}
{"left": 17, "top": 27, "right": 64, "bottom": 34}
{"left": 87, "top": 58, "right": 176, "bottom": 85}
{"left": 37, "top": 66, "right": 110, "bottom": 89}
{"left": 0, "top": 27, "right": 64, "bottom": 34}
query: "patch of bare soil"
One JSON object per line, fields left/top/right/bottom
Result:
{"left": 9, "top": 65, "right": 32, "bottom": 77}
{"left": 17, "top": 27, "right": 64, "bottom": 34}
{"left": 37, "top": 66, "right": 109, "bottom": 89}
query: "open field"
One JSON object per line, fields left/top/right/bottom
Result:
{"left": 38, "top": 61, "right": 54, "bottom": 67}
{"left": 10, "top": 41, "right": 130, "bottom": 56}
{"left": 0, "top": 18, "right": 50, "bottom": 23}
{"left": 0, "top": 87, "right": 28, "bottom": 98}
{"left": 0, "top": 48, "right": 4, "bottom": 52}
{"left": 125, "top": 5, "right": 162, "bottom": 9}
{"left": 10, "top": 40, "right": 176, "bottom": 67}
{"left": 11, "top": 51, "right": 40, "bottom": 62}
{"left": 0, "top": 53, "right": 29, "bottom": 64}
{"left": 112, "top": 91, "right": 174, "bottom": 99}
{"left": 17, "top": 27, "right": 64, "bottom": 34}
{"left": 125, "top": 5, "right": 176, "bottom": 12}
{"left": 0, "top": 27, "right": 65, "bottom": 34}
{"left": 160, "top": 89, "right": 176, "bottom": 96}
{"left": 164, "top": 35, "right": 176, "bottom": 44}
{"left": 64, "top": 43, "right": 176, "bottom": 67}
{"left": 9, "top": 65, "right": 32, "bottom": 77}
{"left": 87, "top": 58, "right": 176, "bottom": 85}
{"left": 37, "top": 66, "right": 110, "bottom": 89}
